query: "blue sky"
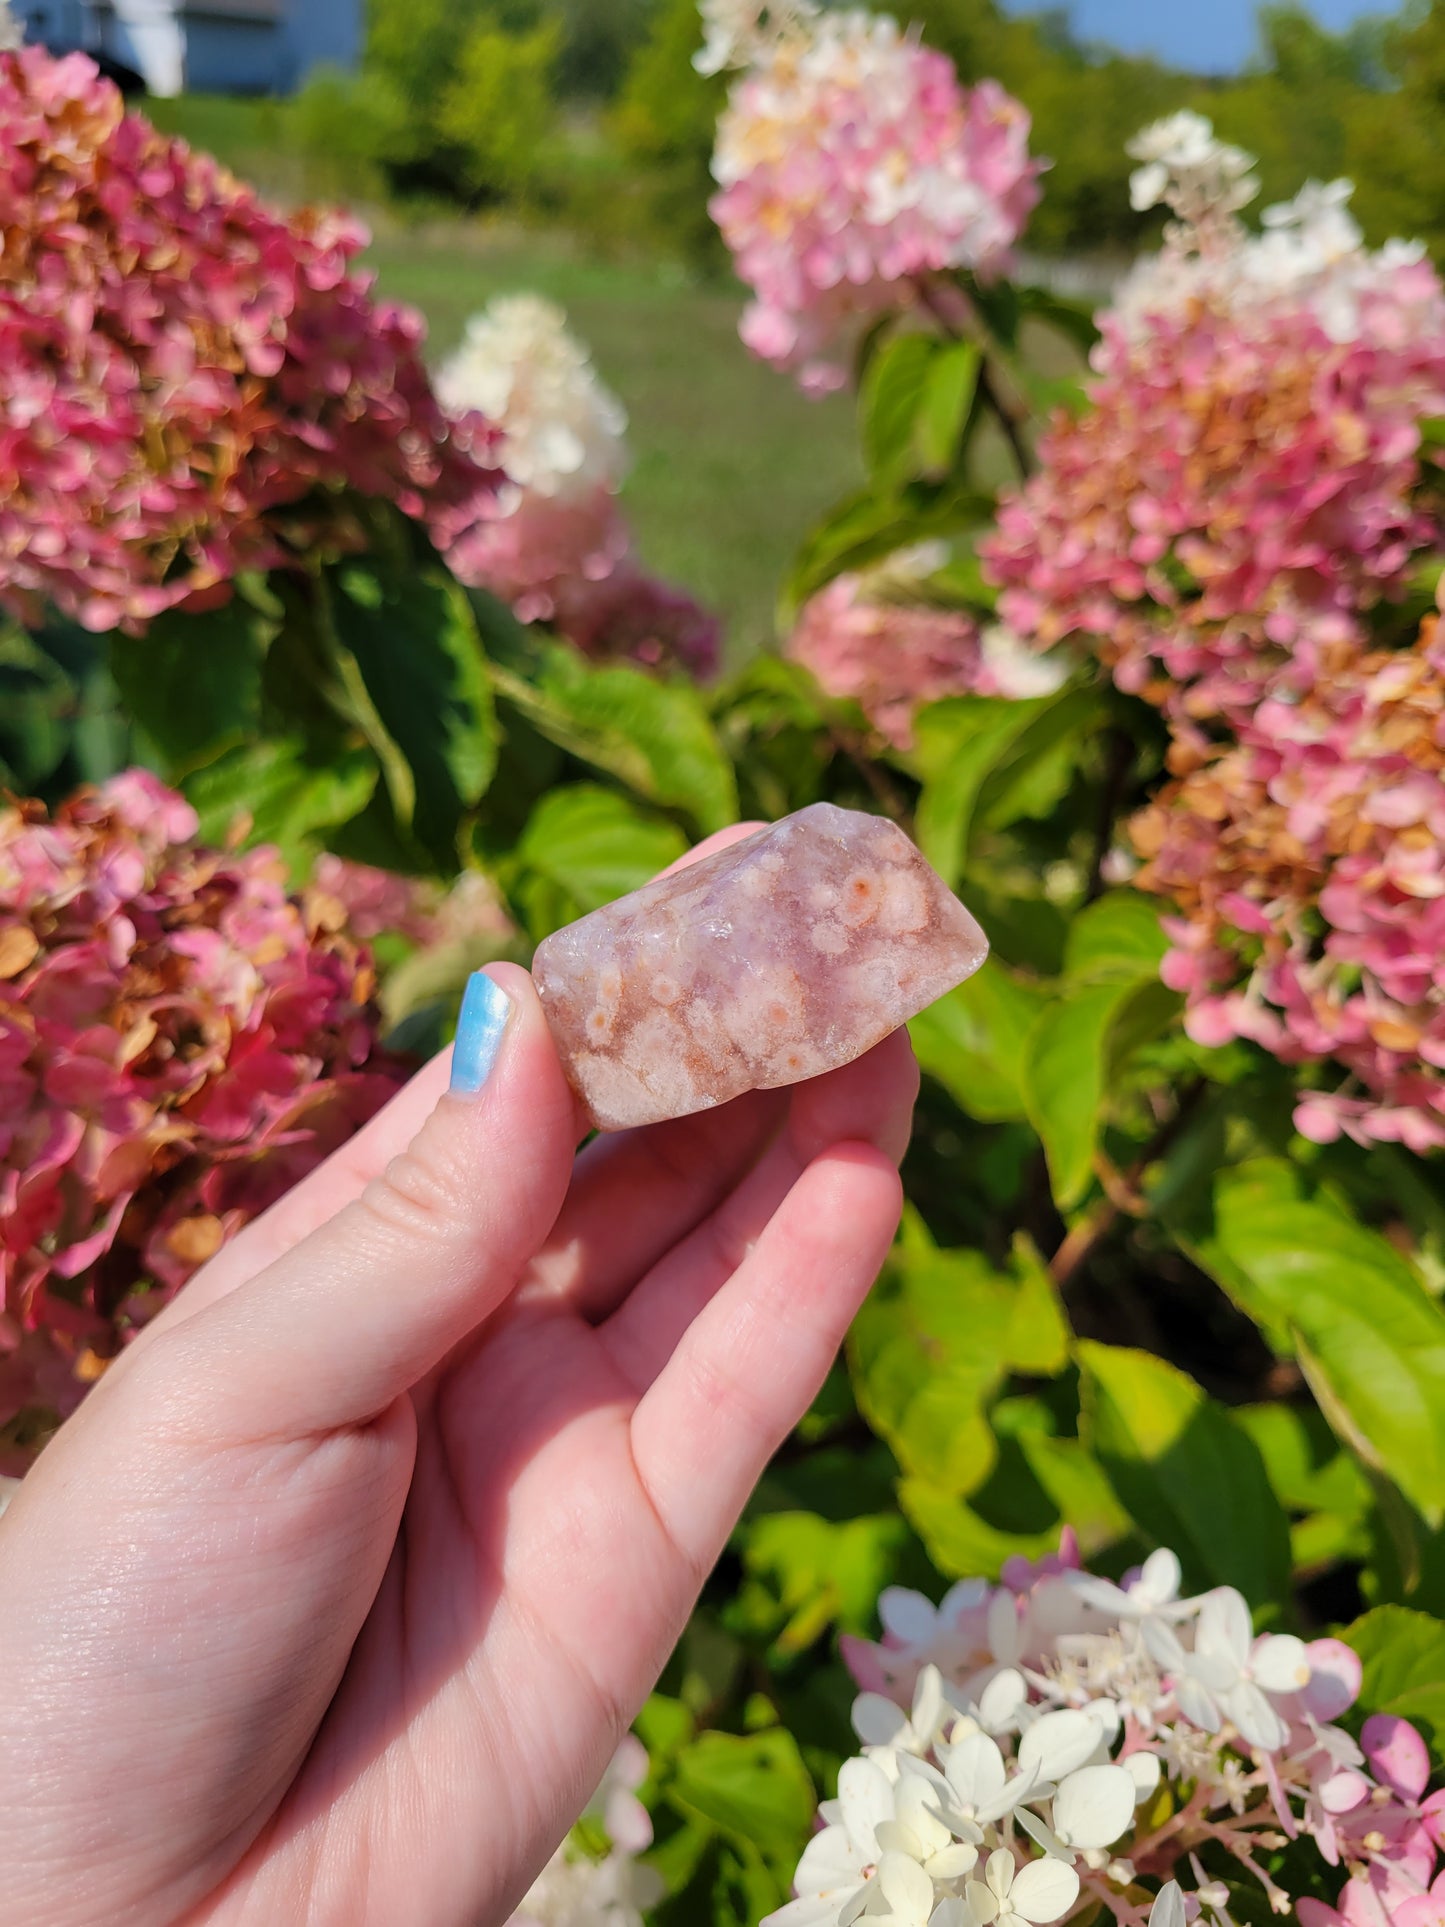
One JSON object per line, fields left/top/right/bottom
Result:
{"left": 1000, "top": 0, "right": 1382, "bottom": 72}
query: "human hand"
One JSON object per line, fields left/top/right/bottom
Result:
{"left": 0, "top": 827, "right": 918, "bottom": 1927}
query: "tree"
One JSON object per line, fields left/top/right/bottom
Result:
{"left": 438, "top": 13, "right": 562, "bottom": 204}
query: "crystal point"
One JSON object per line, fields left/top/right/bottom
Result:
{"left": 533, "top": 802, "right": 988, "bottom": 1132}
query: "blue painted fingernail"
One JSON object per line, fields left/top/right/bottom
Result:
{"left": 451, "top": 971, "right": 512, "bottom": 1095}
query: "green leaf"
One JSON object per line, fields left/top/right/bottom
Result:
{"left": 1185, "top": 1162, "right": 1445, "bottom": 1528}
{"left": 184, "top": 739, "right": 378, "bottom": 865}
{"left": 1343, "top": 1606, "right": 1445, "bottom": 1751}
{"left": 508, "top": 784, "right": 687, "bottom": 938}
{"left": 1020, "top": 982, "right": 1149, "bottom": 1210}
{"left": 486, "top": 624, "right": 737, "bottom": 835}
{"left": 850, "top": 1221, "right": 1060, "bottom": 1494}
{"left": 1079, "top": 1341, "right": 1293, "bottom": 1609}
{"left": 915, "top": 340, "right": 982, "bottom": 480}
{"left": 912, "top": 694, "right": 1054, "bottom": 887}
{"left": 901, "top": 1479, "right": 1067, "bottom": 1580}
{"left": 110, "top": 598, "right": 267, "bottom": 774}
{"left": 860, "top": 332, "right": 938, "bottom": 490}
{"left": 1016, "top": 282, "right": 1102, "bottom": 357}
{"left": 670, "top": 1729, "right": 815, "bottom": 1874}
{"left": 778, "top": 486, "right": 994, "bottom": 628}
{"left": 735, "top": 1510, "right": 913, "bottom": 1657}
{"left": 1006, "top": 1235, "right": 1070, "bottom": 1374}
{"left": 909, "top": 959, "right": 1047, "bottom": 1124}
{"left": 329, "top": 559, "right": 498, "bottom": 868}
{"left": 1065, "top": 893, "right": 1169, "bottom": 984}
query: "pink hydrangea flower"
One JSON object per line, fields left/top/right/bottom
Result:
{"left": 710, "top": 9, "right": 1041, "bottom": 392}
{"left": 983, "top": 275, "right": 1445, "bottom": 728}
{"left": 0, "top": 772, "right": 408, "bottom": 1456}
{"left": 1132, "top": 618, "right": 1445, "bottom": 1149}
{"left": 0, "top": 44, "right": 500, "bottom": 635}
{"left": 787, "top": 549, "right": 1065, "bottom": 748}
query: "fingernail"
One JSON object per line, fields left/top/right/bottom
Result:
{"left": 451, "top": 971, "right": 513, "bottom": 1096}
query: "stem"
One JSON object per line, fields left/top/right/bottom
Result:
{"left": 1086, "top": 725, "right": 1136, "bottom": 902}
{"left": 914, "top": 277, "right": 1036, "bottom": 483}
{"left": 825, "top": 724, "right": 912, "bottom": 827}
{"left": 1050, "top": 1079, "right": 1209, "bottom": 1289}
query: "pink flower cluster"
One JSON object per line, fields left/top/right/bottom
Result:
{"left": 0, "top": 771, "right": 407, "bottom": 1460}
{"left": 982, "top": 253, "right": 1445, "bottom": 729}
{"left": 447, "top": 494, "right": 721, "bottom": 678}
{"left": 710, "top": 10, "right": 1041, "bottom": 393}
{"left": 788, "top": 553, "right": 1066, "bottom": 749}
{"left": 0, "top": 45, "right": 499, "bottom": 635}
{"left": 1132, "top": 617, "right": 1445, "bottom": 1151}
{"left": 815, "top": 1538, "right": 1445, "bottom": 1927}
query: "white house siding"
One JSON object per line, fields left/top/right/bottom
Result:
{"left": 280, "top": 0, "right": 360, "bottom": 91}
{"left": 181, "top": 14, "right": 280, "bottom": 91}
{"left": 22, "top": 0, "right": 361, "bottom": 93}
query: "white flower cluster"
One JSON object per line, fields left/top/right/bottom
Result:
{"left": 507, "top": 1737, "right": 664, "bottom": 1927}
{"left": 0, "top": 0, "right": 24, "bottom": 52}
{"left": 436, "top": 295, "right": 629, "bottom": 509}
{"left": 1126, "top": 111, "right": 1258, "bottom": 227}
{"left": 694, "top": 0, "right": 819, "bottom": 75}
{"left": 1116, "top": 113, "right": 1441, "bottom": 347}
{"left": 766, "top": 1548, "right": 1380, "bottom": 1927}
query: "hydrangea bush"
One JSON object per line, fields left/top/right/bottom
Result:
{"left": 5, "top": 12, "right": 1445, "bottom": 1927}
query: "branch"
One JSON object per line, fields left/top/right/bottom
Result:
{"left": 1050, "top": 1078, "right": 1210, "bottom": 1289}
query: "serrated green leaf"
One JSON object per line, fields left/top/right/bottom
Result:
{"left": 1079, "top": 1341, "right": 1293, "bottom": 1609}
{"left": 184, "top": 739, "right": 377, "bottom": 865}
{"left": 488, "top": 629, "right": 737, "bottom": 835}
{"left": 1184, "top": 1162, "right": 1445, "bottom": 1527}
{"left": 909, "top": 959, "right": 1047, "bottom": 1124}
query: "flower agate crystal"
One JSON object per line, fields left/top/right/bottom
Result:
{"left": 533, "top": 803, "right": 987, "bottom": 1130}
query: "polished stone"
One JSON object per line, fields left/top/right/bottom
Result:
{"left": 533, "top": 802, "right": 989, "bottom": 1131}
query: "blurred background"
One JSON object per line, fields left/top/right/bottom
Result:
{"left": 13, "top": 0, "right": 1443, "bottom": 655}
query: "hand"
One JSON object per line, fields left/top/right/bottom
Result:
{"left": 0, "top": 828, "right": 918, "bottom": 1927}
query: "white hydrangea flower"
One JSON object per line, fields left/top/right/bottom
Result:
{"left": 965, "top": 1847, "right": 1081, "bottom": 1927}
{"left": 508, "top": 1846, "right": 663, "bottom": 1927}
{"left": 1065, "top": 1549, "right": 1199, "bottom": 1629}
{"left": 0, "top": 0, "right": 23, "bottom": 51}
{"left": 694, "top": 0, "right": 818, "bottom": 75}
{"left": 979, "top": 625, "right": 1070, "bottom": 701}
{"left": 436, "top": 295, "right": 629, "bottom": 508}
{"left": 1016, "top": 1764, "right": 1140, "bottom": 1858}
{"left": 765, "top": 1753, "right": 967, "bottom": 1927}
{"left": 1126, "top": 111, "right": 1258, "bottom": 221}
{"left": 1150, "top": 1882, "right": 1188, "bottom": 1927}
{"left": 1144, "top": 1588, "right": 1311, "bottom": 1753}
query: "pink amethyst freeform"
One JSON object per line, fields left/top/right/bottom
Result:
{"left": 532, "top": 803, "right": 989, "bottom": 1131}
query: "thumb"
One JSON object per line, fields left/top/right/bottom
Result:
{"left": 152, "top": 965, "right": 578, "bottom": 1438}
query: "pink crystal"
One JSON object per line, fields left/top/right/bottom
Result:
{"left": 532, "top": 802, "right": 989, "bottom": 1131}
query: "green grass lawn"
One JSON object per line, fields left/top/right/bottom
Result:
{"left": 364, "top": 224, "right": 862, "bottom": 661}
{"left": 143, "top": 98, "right": 862, "bottom": 659}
